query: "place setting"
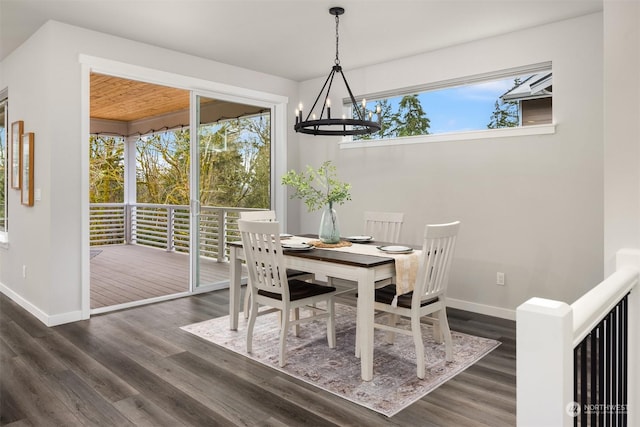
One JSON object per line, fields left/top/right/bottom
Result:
{"left": 281, "top": 242, "right": 314, "bottom": 251}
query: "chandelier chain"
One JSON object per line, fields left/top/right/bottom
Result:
{"left": 334, "top": 14, "right": 340, "bottom": 66}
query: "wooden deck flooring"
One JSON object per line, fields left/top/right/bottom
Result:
{"left": 90, "top": 244, "right": 233, "bottom": 309}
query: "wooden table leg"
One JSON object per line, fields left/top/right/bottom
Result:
{"left": 357, "top": 268, "right": 376, "bottom": 381}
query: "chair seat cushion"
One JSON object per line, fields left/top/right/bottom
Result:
{"left": 372, "top": 284, "right": 439, "bottom": 309}
{"left": 258, "top": 279, "right": 336, "bottom": 301}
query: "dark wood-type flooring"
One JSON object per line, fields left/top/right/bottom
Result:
{"left": 0, "top": 290, "right": 516, "bottom": 426}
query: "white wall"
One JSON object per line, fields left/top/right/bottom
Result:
{"left": 2, "top": 10, "right": 632, "bottom": 324}
{"left": 603, "top": 1, "right": 640, "bottom": 276}
{"left": 0, "top": 20, "right": 299, "bottom": 324}
{"left": 292, "top": 13, "right": 604, "bottom": 318}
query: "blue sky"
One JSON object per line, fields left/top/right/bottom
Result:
{"left": 383, "top": 76, "right": 523, "bottom": 134}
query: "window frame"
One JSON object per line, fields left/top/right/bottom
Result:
{"left": 0, "top": 94, "right": 8, "bottom": 245}
{"left": 340, "top": 62, "right": 554, "bottom": 149}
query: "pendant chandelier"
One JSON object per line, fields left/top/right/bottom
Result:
{"left": 294, "top": 7, "right": 381, "bottom": 136}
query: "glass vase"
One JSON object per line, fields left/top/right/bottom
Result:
{"left": 319, "top": 203, "right": 341, "bottom": 244}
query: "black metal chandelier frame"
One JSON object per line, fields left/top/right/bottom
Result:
{"left": 294, "top": 7, "right": 381, "bottom": 136}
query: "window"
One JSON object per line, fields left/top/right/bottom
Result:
{"left": 0, "top": 97, "right": 7, "bottom": 236}
{"left": 347, "top": 63, "right": 552, "bottom": 143}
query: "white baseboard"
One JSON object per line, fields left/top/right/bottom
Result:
{"left": 2, "top": 280, "right": 516, "bottom": 325}
{"left": 0, "top": 282, "right": 83, "bottom": 326}
{"left": 446, "top": 297, "right": 516, "bottom": 321}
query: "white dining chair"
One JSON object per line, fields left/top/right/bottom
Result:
{"left": 239, "top": 210, "right": 314, "bottom": 319}
{"left": 363, "top": 211, "right": 404, "bottom": 243}
{"left": 357, "top": 221, "right": 460, "bottom": 379}
{"left": 238, "top": 220, "right": 337, "bottom": 367}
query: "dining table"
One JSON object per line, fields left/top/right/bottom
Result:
{"left": 228, "top": 234, "right": 412, "bottom": 382}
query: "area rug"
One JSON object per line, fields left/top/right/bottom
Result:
{"left": 181, "top": 305, "right": 500, "bottom": 417}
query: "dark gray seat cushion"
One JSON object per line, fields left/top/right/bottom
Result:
{"left": 258, "top": 279, "right": 336, "bottom": 301}
{"left": 372, "top": 284, "right": 439, "bottom": 309}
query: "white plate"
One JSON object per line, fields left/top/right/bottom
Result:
{"left": 279, "top": 233, "right": 293, "bottom": 239}
{"left": 282, "top": 243, "right": 313, "bottom": 251}
{"left": 345, "top": 235, "right": 373, "bottom": 242}
{"left": 377, "top": 245, "right": 414, "bottom": 254}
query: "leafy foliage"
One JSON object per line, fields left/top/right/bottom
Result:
{"left": 281, "top": 161, "right": 351, "bottom": 212}
{"left": 0, "top": 118, "right": 5, "bottom": 228}
{"left": 90, "top": 135, "right": 125, "bottom": 203}
{"left": 89, "top": 114, "right": 271, "bottom": 209}
{"left": 487, "top": 78, "right": 521, "bottom": 129}
{"left": 394, "top": 95, "right": 431, "bottom": 137}
{"left": 355, "top": 95, "right": 430, "bottom": 141}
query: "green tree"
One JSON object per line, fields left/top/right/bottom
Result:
{"left": 357, "top": 99, "right": 396, "bottom": 141}
{"left": 0, "top": 120, "right": 5, "bottom": 227}
{"left": 89, "top": 135, "right": 124, "bottom": 203}
{"left": 91, "top": 113, "right": 271, "bottom": 210}
{"left": 198, "top": 115, "right": 270, "bottom": 208}
{"left": 487, "top": 78, "right": 521, "bottom": 129}
{"left": 392, "top": 94, "right": 430, "bottom": 137}
{"left": 241, "top": 115, "right": 271, "bottom": 208}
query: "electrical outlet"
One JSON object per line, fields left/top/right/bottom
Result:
{"left": 496, "top": 272, "right": 505, "bottom": 286}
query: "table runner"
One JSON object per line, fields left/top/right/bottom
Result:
{"left": 284, "top": 236, "right": 421, "bottom": 306}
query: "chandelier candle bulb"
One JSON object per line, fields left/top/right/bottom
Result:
{"left": 326, "top": 99, "right": 331, "bottom": 119}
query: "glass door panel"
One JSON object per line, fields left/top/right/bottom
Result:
{"left": 193, "top": 95, "right": 272, "bottom": 290}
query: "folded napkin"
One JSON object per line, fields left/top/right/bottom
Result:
{"left": 390, "top": 251, "right": 420, "bottom": 305}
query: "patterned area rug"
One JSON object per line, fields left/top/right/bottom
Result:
{"left": 181, "top": 304, "right": 500, "bottom": 417}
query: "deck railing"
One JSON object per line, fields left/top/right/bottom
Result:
{"left": 516, "top": 249, "right": 640, "bottom": 426}
{"left": 89, "top": 203, "right": 263, "bottom": 262}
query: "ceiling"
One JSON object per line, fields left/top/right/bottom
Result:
{"left": 90, "top": 73, "right": 190, "bottom": 121}
{"left": 1, "top": 0, "right": 602, "bottom": 82}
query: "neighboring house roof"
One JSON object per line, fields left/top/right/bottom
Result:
{"left": 501, "top": 72, "right": 553, "bottom": 102}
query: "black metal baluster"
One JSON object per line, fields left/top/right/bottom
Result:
{"left": 574, "top": 343, "right": 580, "bottom": 427}
{"left": 581, "top": 338, "right": 588, "bottom": 427}
{"left": 608, "top": 308, "right": 615, "bottom": 427}
{"left": 591, "top": 330, "right": 598, "bottom": 427}
{"left": 572, "top": 295, "right": 629, "bottom": 427}
{"left": 599, "top": 319, "right": 605, "bottom": 427}
{"left": 620, "top": 295, "right": 628, "bottom": 426}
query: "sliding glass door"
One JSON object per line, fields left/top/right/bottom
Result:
{"left": 191, "top": 94, "right": 272, "bottom": 290}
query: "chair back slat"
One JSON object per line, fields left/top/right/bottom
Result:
{"left": 415, "top": 221, "right": 460, "bottom": 301}
{"left": 363, "top": 211, "right": 404, "bottom": 243}
{"left": 238, "top": 220, "right": 289, "bottom": 299}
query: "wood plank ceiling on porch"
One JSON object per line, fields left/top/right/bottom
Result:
{"left": 89, "top": 73, "right": 267, "bottom": 129}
